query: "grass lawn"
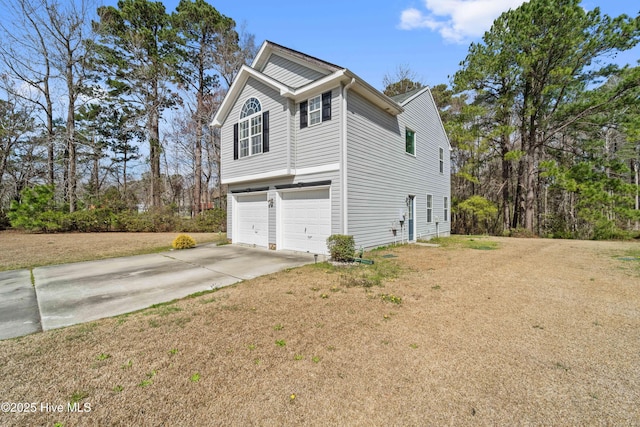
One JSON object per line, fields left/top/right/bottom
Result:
{"left": 1, "top": 235, "right": 639, "bottom": 425}
{"left": 0, "top": 231, "right": 227, "bottom": 271}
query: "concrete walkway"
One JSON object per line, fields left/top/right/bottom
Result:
{"left": 0, "top": 244, "right": 315, "bottom": 340}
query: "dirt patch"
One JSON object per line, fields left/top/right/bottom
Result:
{"left": 0, "top": 231, "right": 225, "bottom": 271}
{"left": 1, "top": 237, "right": 639, "bottom": 425}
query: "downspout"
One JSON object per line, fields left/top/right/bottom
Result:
{"left": 286, "top": 98, "right": 292, "bottom": 174}
{"left": 341, "top": 78, "right": 356, "bottom": 235}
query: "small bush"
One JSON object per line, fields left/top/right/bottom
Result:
{"left": 326, "top": 234, "right": 355, "bottom": 262}
{"left": 509, "top": 227, "right": 538, "bottom": 238}
{"left": 172, "top": 234, "right": 196, "bottom": 249}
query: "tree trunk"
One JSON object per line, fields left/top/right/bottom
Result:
{"left": 501, "top": 139, "right": 511, "bottom": 232}
{"left": 66, "top": 89, "right": 76, "bottom": 212}
{"left": 149, "top": 81, "right": 162, "bottom": 208}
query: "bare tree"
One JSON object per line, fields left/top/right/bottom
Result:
{"left": 0, "top": 0, "right": 57, "bottom": 187}
{"left": 382, "top": 64, "right": 424, "bottom": 97}
{"left": 213, "top": 22, "right": 258, "bottom": 87}
{"left": 45, "top": 0, "right": 95, "bottom": 212}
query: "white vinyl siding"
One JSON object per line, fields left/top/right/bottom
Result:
{"left": 295, "top": 88, "right": 340, "bottom": 169}
{"left": 346, "top": 89, "right": 450, "bottom": 248}
{"left": 261, "top": 54, "right": 329, "bottom": 88}
{"left": 221, "top": 78, "right": 288, "bottom": 181}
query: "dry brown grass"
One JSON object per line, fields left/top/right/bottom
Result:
{"left": 1, "top": 236, "right": 639, "bottom": 426}
{"left": 0, "top": 231, "right": 225, "bottom": 271}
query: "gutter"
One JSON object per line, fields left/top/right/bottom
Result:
{"left": 341, "top": 78, "right": 356, "bottom": 235}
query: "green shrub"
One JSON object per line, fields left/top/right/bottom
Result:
{"left": 0, "top": 210, "right": 9, "bottom": 230}
{"left": 8, "top": 185, "right": 59, "bottom": 231}
{"left": 509, "top": 227, "right": 538, "bottom": 238}
{"left": 326, "top": 234, "right": 355, "bottom": 262}
{"left": 68, "top": 208, "right": 115, "bottom": 232}
{"left": 172, "top": 234, "right": 196, "bottom": 249}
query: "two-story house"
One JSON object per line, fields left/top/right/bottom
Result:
{"left": 212, "top": 41, "right": 451, "bottom": 255}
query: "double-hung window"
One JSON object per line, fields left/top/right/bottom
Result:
{"left": 439, "top": 147, "right": 444, "bottom": 173}
{"left": 309, "top": 95, "right": 322, "bottom": 126}
{"left": 426, "top": 194, "right": 433, "bottom": 223}
{"left": 234, "top": 97, "right": 269, "bottom": 159}
{"left": 300, "top": 91, "right": 332, "bottom": 128}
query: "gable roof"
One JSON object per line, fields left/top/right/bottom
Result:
{"left": 394, "top": 86, "right": 452, "bottom": 151}
{"left": 212, "top": 41, "right": 403, "bottom": 127}
{"left": 252, "top": 40, "right": 343, "bottom": 74}
{"left": 389, "top": 87, "right": 425, "bottom": 104}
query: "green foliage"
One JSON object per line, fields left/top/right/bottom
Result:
{"left": 452, "top": 0, "right": 640, "bottom": 235}
{"left": 383, "top": 78, "right": 423, "bottom": 97}
{"left": 503, "top": 150, "right": 525, "bottom": 162}
{"left": 326, "top": 234, "right": 355, "bottom": 262}
{"left": 456, "top": 196, "right": 498, "bottom": 222}
{"left": 8, "top": 185, "right": 60, "bottom": 232}
{"left": 541, "top": 157, "right": 639, "bottom": 240}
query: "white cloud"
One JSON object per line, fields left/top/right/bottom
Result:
{"left": 399, "top": 0, "right": 529, "bottom": 44}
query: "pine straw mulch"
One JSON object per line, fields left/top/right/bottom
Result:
{"left": 1, "top": 237, "right": 639, "bottom": 426}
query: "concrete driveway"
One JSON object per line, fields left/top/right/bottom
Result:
{"left": 0, "top": 244, "right": 315, "bottom": 340}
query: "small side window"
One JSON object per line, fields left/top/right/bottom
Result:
{"left": 439, "top": 147, "right": 444, "bottom": 173}
{"left": 405, "top": 129, "right": 415, "bottom": 155}
{"left": 444, "top": 196, "right": 449, "bottom": 222}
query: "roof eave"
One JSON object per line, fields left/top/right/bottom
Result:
{"left": 211, "top": 65, "right": 293, "bottom": 127}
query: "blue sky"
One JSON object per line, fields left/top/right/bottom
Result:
{"left": 134, "top": 0, "right": 640, "bottom": 91}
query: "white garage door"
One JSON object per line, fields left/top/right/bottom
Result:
{"left": 281, "top": 188, "right": 331, "bottom": 254}
{"left": 235, "top": 193, "right": 268, "bottom": 248}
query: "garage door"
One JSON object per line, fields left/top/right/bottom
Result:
{"left": 235, "top": 193, "right": 268, "bottom": 247}
{"left": 281, "top": 188, "right": 331, "bottom": 254}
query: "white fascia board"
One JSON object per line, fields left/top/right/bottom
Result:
{"left": 251, "top": 40, "right": 270, "bottom": 69}
{"left": 222, "top": 163, "right": 339, "bottom": 185}
{"left": 286, "top": 70, "right": 347, "bottom": 101}
{"left": 399, "top": 86, "right": 431, "bottom": 107}
{"left": 211, "top": 66, "right": 292, "bottom": 127}
{"left": 426, "top": 87, "right": 453, "bottom": 151}
{"left": 222, "top": 169, "right": 292, "bottom": 185}
{"left": 346, "top": 70, "right": 404, "bottom": 116}
{"left": 288, "top": 70, "right": 403, "bottom": 118}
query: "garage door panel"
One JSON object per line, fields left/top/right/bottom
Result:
{"left": 281, "top": 189, "right": 331, "bottom": 254}
{"left": 236, "top": 194, "right": 268, "bottom": 248}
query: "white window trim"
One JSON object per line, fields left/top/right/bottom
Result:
{"left": 308, "top": 95, "right": 322, "bottom": 126}
{"left": 444, "top": 196, "right": 449, "bottom": 222}
{"left": 239, "top": 97, "right": 263, "bottom": 159}
{"left": 426, "top": 193, "right": 433, "bottom": 224}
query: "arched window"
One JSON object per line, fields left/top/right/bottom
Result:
{"left": 238, "top": 98, "right": 263, "bottom": 157}
{"left": 241, "top": 97, "right": 261, "bottom": 118}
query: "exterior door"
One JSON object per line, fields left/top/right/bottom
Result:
{"left": 408, "top": 195, "right": 415, "bottom": 241}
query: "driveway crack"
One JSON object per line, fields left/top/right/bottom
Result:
{"left": 159, "top": 254, "right": 245, "bottom": 281}
{"left": 30, "top": 267, "right": 44, "bottom": 334}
